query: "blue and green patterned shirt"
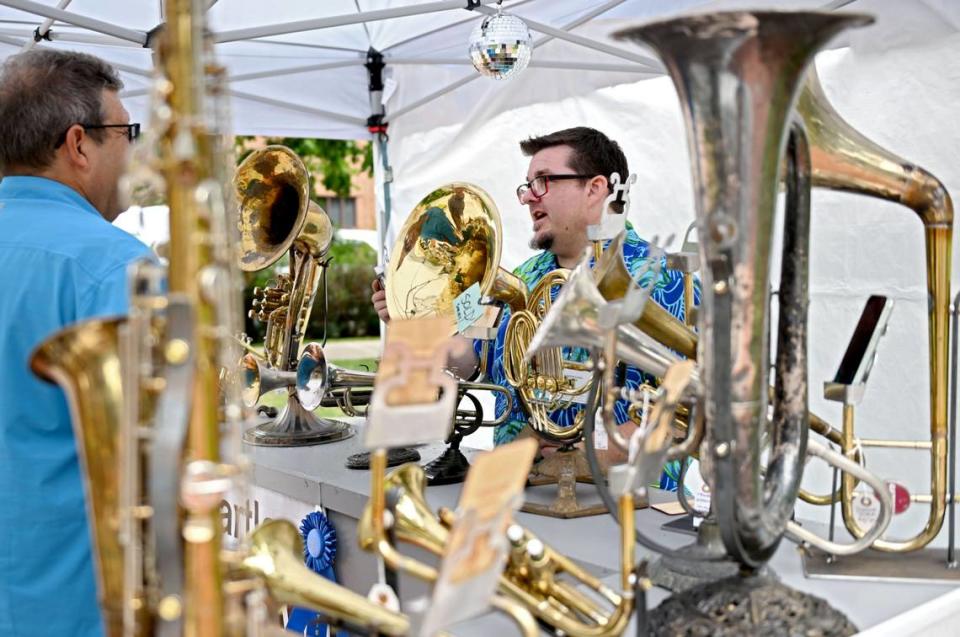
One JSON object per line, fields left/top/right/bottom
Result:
{"left": 475, "top": 223, "right": 700, "bottom": 491}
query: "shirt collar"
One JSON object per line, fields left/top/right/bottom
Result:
{"left": 0, "top": 176, "right": 102, "bottom": 219}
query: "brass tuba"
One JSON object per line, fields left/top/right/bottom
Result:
{"left": 793, "top": 67, "right": 954, "bottom": 551}
{"left": 615, "top": 10, "right": 875, "bottom": 568}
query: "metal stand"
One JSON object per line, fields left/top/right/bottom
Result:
{"left": 243, "top": 393, "right": 354, "bottom": 447}
{"left": 345, "top": 447, "right": 421, "bottom": 470}
{"left": 802, "top": 293, "right": 960, "bottom": 582}
{"left": 649, "top": 516, "right": 740, "bottom": 592}
{"left": 422, "top": 392, "right": 483, "bottom": 486}
{"left": 648, "top": 573, "right": 858, "bottom": 636}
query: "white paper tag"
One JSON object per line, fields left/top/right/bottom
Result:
{"left": 593, "top": 409, "right": 609, "bottom": 451}
{"left": 563, "top": 367, "right": 593, "bottom": 405}
{"left": 367, "top": 582, "right": 400, "bottom": 613}
{"left": 692, "top": 483, "right": 711, "bottom": 528}
{"left": 852, "top": 490, "right": 881, "bottom": 529}
{"left": 453, "top": 282, "right": 483, "bottom": 334}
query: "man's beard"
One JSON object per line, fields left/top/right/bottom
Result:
{"left": 529, "top": 232, "right": 553, "bottom": 251}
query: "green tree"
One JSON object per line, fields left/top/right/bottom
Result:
{"left": 235, "top": 137, "right": 373, "bottom": 197}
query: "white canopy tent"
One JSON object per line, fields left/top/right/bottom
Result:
{"left": 2, "top": 0, "right": 960, "bottom": 542}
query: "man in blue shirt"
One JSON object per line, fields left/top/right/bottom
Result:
{"left": 0, "top": 49, "right": 151, "bottom": 636}
{"left": 371, "top": 128, "right": 697, "bottom": 488}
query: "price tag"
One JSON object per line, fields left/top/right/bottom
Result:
{"left": 453, "top": 282, "right": 483, "bottom": 334}
{"left": 593, "top": 408, "right": 609, "bottom": 451}
{"left": 692, "top": 483, "right": 711, "bottom": 528}
{"left": 851, "top": 490, "right": 881, "bottom": 529}
{"left": 562, "top": 367, "right": 593, "bottom": 405}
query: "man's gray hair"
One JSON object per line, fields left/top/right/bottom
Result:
{"left": 0, "top": 49, "right": 123, "bottom": 172}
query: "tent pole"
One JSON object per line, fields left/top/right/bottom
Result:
{"left": 366, "top": 48, "right": 393, "bottom": 265}
{"left": 475, "top": 4, "right": 661, "bottom": 71}
{"left": 20, "top": 0, "right": 71, "bottom": 52}
{"left": 215, "top": 0, "right": 501, "bottom": 43}
{"left": 0, "top": 0, "right": 147, "bottom": 45}
{"left": 230, "top": 58, "right": 365, "bottom": 83}
{"left": 386, "top": 56, "right": 653, "bottom": 74}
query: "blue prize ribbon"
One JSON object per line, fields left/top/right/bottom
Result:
{"left": 285, "top": 511, "right": 345, "bottom": 637}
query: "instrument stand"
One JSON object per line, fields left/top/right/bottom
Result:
{"left": 345, "top": 447, "right": 421, "bottom": 470}
{"left": 649, "top": 516, "right": 740, "bottom": 592}
{"left": 522, "top": 446, "right": 646, "bottom": 518}
{"left": 423, "top": 427, "right": 471, "bottom": 486}
{"left": 423, "top": 392, "right": 484, "bottom": 486}
{"left": 244, "top": 392, "right": 354, "bottom": 447}
{"left": 648, "top": 572, "right": 857, "bottom": 636}
{"left": 527, "top": 444, "right": 593, "bottom": 486}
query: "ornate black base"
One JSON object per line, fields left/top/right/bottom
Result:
{"left": 423, "top": 446, "right": 471, "bottom": 485}
{"left": 649, "top": 574, "right": 858, "bottom": 636}
{"left": 345, "top": 447, "right": 421, "bottom": 470}
{"left": 649, "top": 517, "right": 741, "bottom": 592}
{"left": 244, "top": 398, "right": 354, "bottom": 447}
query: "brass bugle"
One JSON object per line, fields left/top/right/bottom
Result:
{"left": 592, "top": 231, "right": 698, "bottom": 361}
{"left": 236, "top": 519, "right": 409, "bottom": 635}
{"left": 296, "top": 342, "right": 514, "bottom": 426}
{"left": 795, "top": 67, "right": 954, "bottom": 552}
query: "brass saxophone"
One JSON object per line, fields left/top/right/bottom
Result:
{"left": 32, "top": 1, "right": 410, "bottom": 635}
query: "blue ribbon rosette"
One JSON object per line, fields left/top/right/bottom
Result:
{"left": 285, "top": 511, "right": 345, "bottom": 637}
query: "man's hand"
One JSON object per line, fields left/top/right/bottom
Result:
{"left": 371, "top": 277, "right": 390, "bottom": 323}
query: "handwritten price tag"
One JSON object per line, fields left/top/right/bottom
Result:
{"left": 454, "top": 282, "right": 483, "bottom": 334}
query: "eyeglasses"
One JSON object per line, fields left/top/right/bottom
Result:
{"left": 516, "top": 174, "right": 593, "bottom": 202}
{"left": 55, "top": 122, "right": 142, "bottom": 147}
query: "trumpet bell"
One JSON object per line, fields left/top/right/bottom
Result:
{"left": 236, "top": 145, "right": 333, "bottom": 272}
{"left": 243, "top": 519, "right": 409, "bottom": 635}
{"left": 240, "top": 352, "right": 295, "bottom": 408}
{"left": 296, "top": 343, "right": 376, "bottom": 411}
{"left": 359, "top": 462, "right": 449, "bottom": 557}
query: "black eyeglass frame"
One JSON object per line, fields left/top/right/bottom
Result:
{"left": 516, "top": 173, "right": 594, "bottom": 202}
{"left": 55, "top": 122, "right": 141, "bottom": 147}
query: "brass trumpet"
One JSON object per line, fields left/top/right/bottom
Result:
{"left": 358, "top": 455, "right": 636, "bottom": 636}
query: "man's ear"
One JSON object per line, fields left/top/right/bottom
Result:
{"left": 62, "top": 125, "right": 90, "bottom": 170}
{"left": 589, "top": 175, "right": 608, "bottom": 201}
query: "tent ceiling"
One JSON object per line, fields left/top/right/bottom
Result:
{"left": 0, "top": 0, "right": 956, "bottom": 140}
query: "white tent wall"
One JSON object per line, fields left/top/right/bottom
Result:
{"left": 384, "top": 28, "right": 960, "bottom": 542}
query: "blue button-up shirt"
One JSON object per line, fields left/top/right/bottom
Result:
{"left": 0, "top": 176, "right": 151, "bottom": 637}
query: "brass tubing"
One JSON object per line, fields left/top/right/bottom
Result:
{"left": 799, "top": 69, "right": 954, "bottom": 552}
{"left": 162, "top": 0, "right": 222, "bottom": 633}
{"left": 368, "top": 449, "right": 437, "bottom": 583}
{"left": 858, "top": 439, "right": 934, "bottom": 450}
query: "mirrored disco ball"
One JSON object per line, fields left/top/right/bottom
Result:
{"left": 468, "top": 13, "right": 532, "bottom": 80}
